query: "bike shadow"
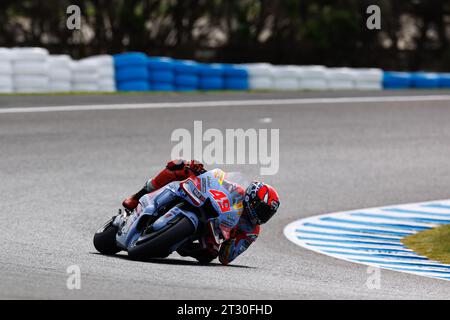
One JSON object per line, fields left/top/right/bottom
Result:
{"left": 90, "top": 252, "right": 256, "bottom": 269}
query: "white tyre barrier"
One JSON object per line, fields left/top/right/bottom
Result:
{"left": 327, "top": 80, "right": 355, "bottom": 90}
{"left": 353, "top": 68, "right": 383, "bottom": 82}
{"left": 298, "top": 79, "right": 328, "bottom": 90}
{"left": 48, "top": 54, "right": 72, "bottom": 67}
{"left": 326, "top": 67, "right": 356, "bottom": 90}
{"left": 0, "top": 75, "right": 13, "bottom": 93}
{"left": 13, "top": 75, "right": 49, "bottom": 88}
{"left": 48, "top": 55, "right": 72, "bottom": 92}
{"left": 0, "top": 48, "right": 13, "bottom": 93}
{"left": 245, "top": 63, "right": 275, "bottom": 90}
{"left": 0, "top": 75, "right": 13, "bottom": 86}
{"left": 0, "top": 48, "right": 13, "bottom": 61}
{"left": 72, "top": 72, "right": 98, "bottom": 83}
{"left": 353, "top": 68, "right": 383, "bottom": 90}
{"left": 249, "top": 77, "right": 273, "bottom": 90}
{"left": 11, "top": 47, "right": 49, "bottom": 93}
{"left": 299, "top": 65, "right": 328, "bottom": 79}
{"left": 49, "top": 69, "right": 72, "bottom": 81}
{"left": 81, "top": 55, "right": 116, "bottom": 92}
{"left": 274, "top": 78, "right": 299, "bottom": 90}
{"left": 71, "top": 60, "right": 99, "bottom": 91}
{"left": 273, "top": 66, "right": 301, "bottom": 90}
{"left": 98, "top": 66, "right": 115, "bottom": 78}
{"left": 13, "top": 62, "right": 49, "bottom": 75}
{"left": 10, "top": 47, "right": 48, "bottom": 61}
{"left": 297, "top": 66, "right": 328, "bottom": 90}
{"left": 98, "top": 78, "right": 116, "bottom": 92}
{"left": 0, "top": 62, "right": 13, "bottom": 74}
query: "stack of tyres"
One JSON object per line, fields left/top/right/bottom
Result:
{"left": 411, "top": 72, "right": 440, "bottom": 89}
{"left": 174, "top": 60, "right": 199, "bottom": 91}
{"left": 11, "top": 47, "right": 49, "bottom": 93}
{"left": 326, "top": 67, "right": 356, "bottom": 90}
{"left": 114, "top": 53, "right": 149, "bottom": 91}
{"left": 272, "top": 66, "right": 301, "bottom": 90}
{"left": 0, "top": 48, "right": 13, "bottom": 93}
{"left": 383, "top": 72, "right": 412, "bottom": 89}
{"left": 82, "top": 55, "right": 116, "bottom": 92}
{"left": 297, "top": 66, "right": 328, "bottom": 90}
{"left": 72, "top": 59, "right": 99, "bottom": 91}
{"left": 439, "top": 73, "right": 450, "bottom": 88}
{"left": 222, "top": 64, "right": 249, "bottom": 90}
{"left": 353, "top": 68, "right": 383, "bottom": 90}
{"left": 48, "top": 55, "right": 72, "bottom": 92}
{"left": 198, "top": 63, "right": 224, "bottom": 90}
{"left": 245, "top": 63, "right": 275, "bottom": 90}
{"left": 148, "top": 57, "right": 174, "bottom": 91}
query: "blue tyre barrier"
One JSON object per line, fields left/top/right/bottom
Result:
{"left": 147, "top": 57, "right": 174, "bottom": 71}
{"left": 383, "top": 72, "right": 412, "bottom": 89}
{"left": 114, "top": 53, "right": 148, "bottom": 68}
{"left": 223, "top": 64, "right": 248, "bottom": 78}
{"left": 175, "top": 74, "right": 199, "bottom": 87}
{"left": 114, "top": 52, "right": 150, "bottom": 91}
{"left": 150, "top": 70, "right": 174, "bottom": 83}
{"left": 225, "top": 78, "right": 249, "bottom": 90}
{"left": 116, "top": 67, "right": 149, "bottom": 82}
{"left": 173, "top": 60, "right": 199, "bottom": 74}
{"left": 198, "top": 64, "right": 224, "bottom": 77}
{"left": 117, "top": 81, "right": 151, "bottom": 91}
{"left": 411, "top": 72, "right": 440, "bottom": 88}
{"left": 152, "top": 83, "right": 175, "bottom": 91}
{"left": 199, "top": 76, "right": 224, "bottom": 90}
{"left": 439, "top": 73, "right": 450, "bottom": 88}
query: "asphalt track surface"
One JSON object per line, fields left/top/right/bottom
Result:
{"left": 2, "top": 90, "right": 450, "bottom": 299}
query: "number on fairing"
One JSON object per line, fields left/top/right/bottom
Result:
{"left": 209, "top": 189, "right": 230, "bottom": 213}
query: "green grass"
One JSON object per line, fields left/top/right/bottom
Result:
{"left": 402, "top": 224, "right": 450, "bottom": 264}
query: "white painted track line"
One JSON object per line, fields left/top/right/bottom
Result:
{"left": 1, "top": 94, "right": 450, "bottom": 114}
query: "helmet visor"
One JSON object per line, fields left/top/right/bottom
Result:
{"left": 252, "top": 201, "right": 275, "bottom": 224}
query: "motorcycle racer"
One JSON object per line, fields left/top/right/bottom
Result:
{"left": 122, "top": 159, "right": 280, "bottom": 265}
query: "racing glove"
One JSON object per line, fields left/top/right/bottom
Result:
{"left": 167, "top": 159, "right": 206, "bottom": 175}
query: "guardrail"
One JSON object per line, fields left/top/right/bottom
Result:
{"left": 0, "top": 47, "right": 449, "bottom": 93}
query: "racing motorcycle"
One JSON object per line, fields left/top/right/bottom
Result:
{"left": 93, "top": 169, "right": 243, "bottom": 262}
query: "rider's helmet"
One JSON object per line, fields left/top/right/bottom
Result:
{"left": 244, "top": 182, "right": 280, "bottom": 225}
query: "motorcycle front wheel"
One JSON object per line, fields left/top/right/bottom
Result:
{"left": 128, "top": 215, "right": 195, "bottom": 261}
{"left": 93, "top": 218, "right": 121, "bottom": 255}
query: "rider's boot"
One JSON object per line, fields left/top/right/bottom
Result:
{"left": 122, "top": 180, "right": 155, "bottom": 211}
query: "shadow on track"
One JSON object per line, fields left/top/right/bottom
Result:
{"left": 90, "top": 252, "right": 255, "bottom": 269}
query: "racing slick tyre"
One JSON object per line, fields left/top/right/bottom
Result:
{"left": 93, "top": 218, "right": 121, "bottom": 255}
{"left": 128, "top": 215, "right": 195, "bottom": 261}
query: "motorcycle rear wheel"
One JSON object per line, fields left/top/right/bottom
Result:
{"left": 128, "top": 215, "right": 195, "bottom": 261}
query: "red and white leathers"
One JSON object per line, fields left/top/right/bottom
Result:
{"left": 122, "top": 159, "right": 260, "bottom": 265}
